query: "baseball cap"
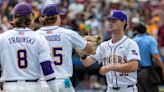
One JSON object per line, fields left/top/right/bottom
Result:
{"left": 41, "top": 4, "right": 64, "bottom": 16}
{"left": 13, "top": 2, "right": 32, "bottom": 17}
{"left": 108, "top": 10, "right": 127, "bottom": 23}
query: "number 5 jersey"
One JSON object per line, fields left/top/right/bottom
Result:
{"left": 36, "top": 26, "right": 87, "bottom": 79}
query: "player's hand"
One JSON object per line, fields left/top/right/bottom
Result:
{"left": 76, "top": 35, "right": 102, "bottom": 57}
{"left": 99, "top": 66, "right": 111, "bottom": 75}
{"left": 84, "top": 35, "right": 102, "bottom": 54}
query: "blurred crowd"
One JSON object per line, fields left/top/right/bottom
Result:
{"left": 1, "top": 0, "right": 164, "bottom": 91}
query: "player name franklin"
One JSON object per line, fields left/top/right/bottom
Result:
{"left": 8, "top": 37, "right": 35, "bottom": 44}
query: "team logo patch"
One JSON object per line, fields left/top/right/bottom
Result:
{"left": 19, "top": 32, "right": 24, "bottom": 35}
{"left": 132, "top": 50, "right": 138, "bottom": 55}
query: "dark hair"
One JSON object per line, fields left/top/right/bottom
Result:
{"left": 133, "top": 23, "right": 146, "bottom": 34}
{"left": 120, "top": 19, "right": 127, "bottom": 30}
{"left": 12, "top": 16, "right": 31, "bottom": 28}
{"left": 124, "top": 23, "right": 127, "bottom": 30}
{"left": 39, "top": 15, "right": 57, "bottom": 26}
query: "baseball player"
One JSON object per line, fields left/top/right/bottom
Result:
{"left": 80, "top": 10, "right": 141, "bottom": 92}
{"left": 0, "top": 2, "right": 58, "bottom": 92}
{"left": 36, "top": 4, "right": 93, "bottom": 92}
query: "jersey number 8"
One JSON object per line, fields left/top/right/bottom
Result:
{"left": 17, "top": 49, "right": 28, "bottom": 69}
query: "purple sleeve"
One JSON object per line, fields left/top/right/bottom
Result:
{"left": 40, "top": 61, "right": 54, "bottom": 76}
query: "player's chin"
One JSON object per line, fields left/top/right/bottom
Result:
{"left": 110, "top": 27, "right": 116, "bottom": 31}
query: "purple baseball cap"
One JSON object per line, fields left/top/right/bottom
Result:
{"left": 41, "top": 4, "right": 64, "bottom": 16}
{"left": 108, "top": 10, "right": 127, "bottom": 23}
{"left": 13, "top": 2, "right": 32, "bottom": 17}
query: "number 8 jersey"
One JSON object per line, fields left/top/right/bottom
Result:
{"left": 0, "top": 28, "right": 52, "bottom": 81}
{"left": 36, "top": 26, "right": 87, "bottom": 78}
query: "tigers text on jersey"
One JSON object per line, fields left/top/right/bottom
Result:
{"left": 36, "top": 26, "right": 87, "bottom": 79}
{"left": 0, "top": 28, "right": 52, "bottom": 81}
{"left": 91, "top": 35, "right": 140, "bottom": 87}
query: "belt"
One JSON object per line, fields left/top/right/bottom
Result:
{"left": 112, "top": 84, "right": 135, "bottom": 90}
{"left": 5, "top": 79, "right": 39, "bottom": 82}
{"left": 55, "top": 78, "right": 69, "bottom": 80}
{"left": 46, "top": 77, "right": 56, "bottom": 82}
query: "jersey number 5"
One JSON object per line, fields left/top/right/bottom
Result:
{"left": 17, "top": 49, "right": 28, "bottom": 68}
{"left": 52, "top": 47, "right": 63, "bottom": 65}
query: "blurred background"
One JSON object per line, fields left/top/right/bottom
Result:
{"left": 1, "top": 0, "right": 164, "bottom": 92}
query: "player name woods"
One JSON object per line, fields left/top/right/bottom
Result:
{"left": 45, "top": 35, "right": 61, "bottom": 41}
{"left": 8, "top": 37, "right": 35, "bottom": 45}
